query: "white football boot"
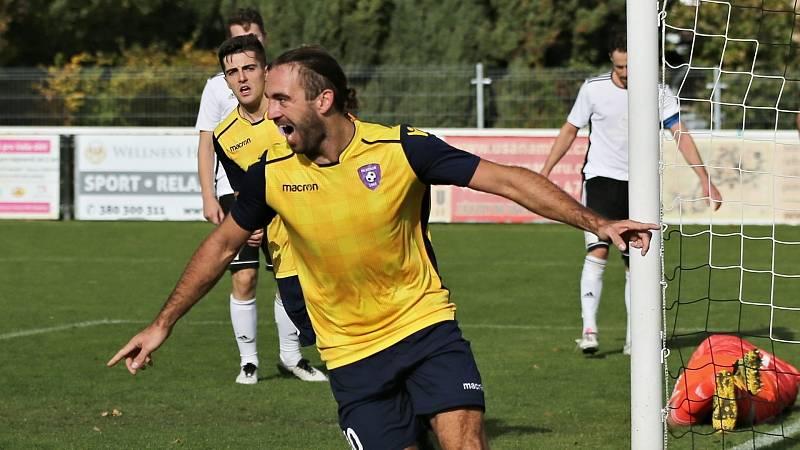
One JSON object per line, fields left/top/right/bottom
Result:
{"left": 277, "top": 359, "right": 328, "bottom": 382}
{"left": 235, "top": 362, "right": 258, "bottom": 385}
{"left": 576, "top": 331, "right": 599, "bottom": 354}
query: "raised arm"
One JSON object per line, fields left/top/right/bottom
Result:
{"left": 468, "top": 159, "right": 656, "bottom": 253}
{"left": 540, "top": 122, "right": 580, "bottom": 178}
{"left": 669, "top": 121, "right": 722, "bottom": 210}
{"left": 107, "top": 215, "right": 251, "bottom": 374}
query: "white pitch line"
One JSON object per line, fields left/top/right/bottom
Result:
{"left": 0, "top": 319, "right": 242, "bottom": 340}
{"left": 0, "top": 319, "right": 144, "bottom": 340}
{"left": 728, "top": 418, "right": 800, "bottom": 450}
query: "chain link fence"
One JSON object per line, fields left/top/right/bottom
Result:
{"left": 2, "top": 65, "right": 796, "bottom": 129}
{"left": 0, "top": 65, "right": 592, "bottom": 129}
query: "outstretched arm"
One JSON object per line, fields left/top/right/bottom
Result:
{"left": 669, "top": 121, "right": 722, "bottom": 210}
{"left": 107, "top": 215, "right": 251, "bottom": 374}
{"left": 468, "top": 159, "right": 657, "bottom": 254}
{"left": 540, "top": 122, "right": 580, "bottom": 178}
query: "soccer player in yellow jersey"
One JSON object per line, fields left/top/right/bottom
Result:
{"left": 211, "top": 35, "right": 325, "bottom": 382}
{"left": 109, "top": 46, "right": 657, "bottom": 449}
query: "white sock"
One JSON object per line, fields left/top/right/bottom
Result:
{"left": 580, "top": 255, "right": 607, "bottom": 333}
{"left": 229, "top": 295, "right": 258, "bottom": 367}
{"left": 625, "top": 270, "right": 631, "bottom": 347}
{"left": 274, "top": 292, "right": 302, "bottom": 368}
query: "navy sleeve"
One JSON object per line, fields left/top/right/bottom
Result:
{"left": 400, "top": 125, "right": 481, "bottom": 186}
{"left": 213, "top": 137, "right": 246, "bottom": 191}
{"left": 662, "top": 113, "right": 680, "bottom": 129}
{"left": 230, "top": 155, "right": 276, "bottom": 231}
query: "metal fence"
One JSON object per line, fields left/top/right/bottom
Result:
{"left": 1, "top": 65, "right": 797, "bottom": 130}
{"left": 0, "top": 65, "right": 592, "bottom": 129}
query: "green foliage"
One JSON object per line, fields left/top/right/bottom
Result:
{"left": 34, "top": 44, "right": 218, "bottom": 126}
{"left": 0, "top": 0, "right": 223, "bottom": 66}
{"left": 489, "top": 67, "right": 591, "bottom": 128}
{"left": 482, "top": 0, "right": 625, "bottom": 69}
{"left": 663, "top": 0, "right": 800, "bottom": 130}
{"left": 4, "top": 0, "right": 796, "bottom": 128}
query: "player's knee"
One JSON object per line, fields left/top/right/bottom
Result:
{"left": 430, "top": 408, "right": 487, "bottom": 450}
{"left": 231, "top": 269, "right": 258, "bottom": 298}
{"left": 588, "top": 246, "right": 609, "bottom": 260}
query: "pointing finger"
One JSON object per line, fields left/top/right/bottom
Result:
{"left": 107, "top": 341, "right": 138, "bottom": 368}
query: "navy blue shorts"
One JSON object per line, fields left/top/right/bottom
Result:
{"left": 275, "top": 275, "right": 316, "bottom": 347}
{"left": 329, "top": 320, "right": 485, "bottom": 450}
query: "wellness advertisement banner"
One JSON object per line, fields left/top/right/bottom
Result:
{"left": 74, "top": 135, "right": 204, "bottom": 221}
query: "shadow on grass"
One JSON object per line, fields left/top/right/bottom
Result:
{"left": 485, "top": 417, "right": 552, "bottom": 439}
{"left": 256, "top": 362, "right": 329, "bottom": 382}
{"left": 408, "top": 418, "right": 553, "bottom": 450}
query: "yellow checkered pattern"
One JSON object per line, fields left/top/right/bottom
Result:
{"left": 264, "top": 121, "right": 455, "bottom": 369}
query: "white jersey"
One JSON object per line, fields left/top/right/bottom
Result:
{"left": 567, "top": 72, "right": 680, "bottom": 181}
{"left": 195, "top": 73, "right": 238, "bottom": 197}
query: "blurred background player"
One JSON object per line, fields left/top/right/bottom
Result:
{"left": 541, "top": 32, "right": 723, "bottom": 356}
{"left": 195, "top": 8, "right": 323, "bottom": 384}
{"left": 212, "top": 34, "right": 325, "bottom": 382}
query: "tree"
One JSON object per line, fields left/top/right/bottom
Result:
{"left": 0, "top": 0, "right": 220, "bottom": 66}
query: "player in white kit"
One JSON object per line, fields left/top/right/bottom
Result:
{"left": 195, "top": 8, "right": 325, "bottom": 384}
{"left": 542, "top": 32, "right": 722, "bottom": 356}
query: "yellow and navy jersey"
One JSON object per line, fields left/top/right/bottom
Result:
{"left": 231, "top": 120, "right": 481, "bottom": 369}
{"left": 212, "top": 108, "right": 297, "bottom": 278}
{"left": 212, "top": 108, "right": 285, "bottom": 190}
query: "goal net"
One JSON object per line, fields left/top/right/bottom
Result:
{"left": 660, "top": 0, "right": 800, "bottom": 448}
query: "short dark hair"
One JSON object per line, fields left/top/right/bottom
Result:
{"left": 609, "top": 32, "right": 627, "bottom": 54}
{"left": 226, "top": 7, "right": 265, "bottom": 37}
{"left": 218, "top": 34, "right": 267, "bottom": 72}
{"left": 269, "top": 45, "right": 358, "bottom": 113}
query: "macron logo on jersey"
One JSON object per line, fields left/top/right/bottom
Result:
{"left": 282, "top": 183, "right": 319, "bottom": 192}
{"left": 228, "top": 137, "right": 251, "bottom": 153}
{"left": 462, "top": 382, "right": 483, "bottom": 391}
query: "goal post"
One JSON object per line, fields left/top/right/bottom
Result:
{"left": 627, "top": 1, "right": 665, "bottom": 449}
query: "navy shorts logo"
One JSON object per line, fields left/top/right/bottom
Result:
{"left": 358, "top": 163, "right": 382, "bottom": 190}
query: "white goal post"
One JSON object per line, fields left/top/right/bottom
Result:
{"left": 627, "top": 1, "right": 665, "bottom": 449}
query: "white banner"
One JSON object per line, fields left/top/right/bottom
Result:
{"left": 662, "top": 132, "right": 800, "bottom": 225}
{"left": 74, "top": 135, "right": 204, "bottom": 221}
{"left": 0, "top": 135, "right": 60, "bottom": 219}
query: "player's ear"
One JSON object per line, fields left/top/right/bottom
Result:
{"left": 317, "top": 89, "right": 335, "bottom": 114}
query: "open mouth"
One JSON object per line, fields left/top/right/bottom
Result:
{"left": 279, "top": 125, "right": 295, "bottom": 136}
{"left": 239, "top": 86, "right": 251, "bottom": 95}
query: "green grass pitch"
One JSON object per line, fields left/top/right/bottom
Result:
{"left": 1, "top": 221, "right": 798, "bottom": 449}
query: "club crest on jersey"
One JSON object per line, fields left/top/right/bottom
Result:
{"left": 357, "top": 163, "right": 382, "bottom": 190}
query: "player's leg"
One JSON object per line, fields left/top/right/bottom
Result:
{"left": 429, "top": 408, "right": 487, "bottom": 450}
{"left": 405, "top": 321, "right": 487, "bottom": 450}
{"left": 623, "top": 258, "right": 631, "bottom": 355}
{"left": 581, "top": 176, "right": 631, "bottom": 354}
{"left": 229, "top": 261, "right": 260, "bottom": 384}
{"left": 328, "top": 346, "right": 422, "bottom": 449}
{"left": 578, "top": 177, "right": 613, "bottom": 353}
{"left": 220, "top": 194, "right": 261, "bottom": 384}
{"left": 274, "top": 275, "right": 326, "bottom": 382}
{"left": 579, "top": 244, "right": 608, "bottom": 353}
{"left": 613, "top": 180, "right": 631, "bottom": 355}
